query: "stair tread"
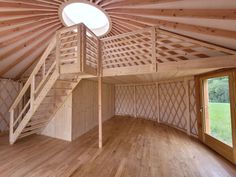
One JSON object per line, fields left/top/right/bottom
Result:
{"left": 19, "top": 129, "right": 41, "bottom": 139}
{"left": 23, "top": 123, "right": 47, "bottom": 133}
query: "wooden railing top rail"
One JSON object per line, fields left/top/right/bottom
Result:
{"left": 9, "top": 35, "right": 57, "bottom": 111}
{"left": 101, "top": 27, "right": 153, "bottom": 41}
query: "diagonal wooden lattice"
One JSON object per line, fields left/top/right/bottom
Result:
{"left": 135, "top": 84, "right": 157, "bottom": 120}
{"left": 0, "top": 79, "right": 21, "bottom": 132}
{"left": 101, "top": 27, "right": 235, "bottom": 76}
{"left": 115, "top": 79, "right": 199, "bottom": 137}
{"left": 115, "top": 85, "right": 134, "bottom": 116}
{"left": 102, "top": 29, "right": 153, "bottom": 69}
{"left": 188, "top": 80, "right": 198, "bottom": 136}
{"left": 158, "top": 81, "right": 187, "bottom": 131}
{"left": 155, "top": 30, "right": 233, "bottom": 63}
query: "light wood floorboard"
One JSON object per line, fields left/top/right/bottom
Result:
{"left": 0, "top": 117, "right": 235, "bottom": 177}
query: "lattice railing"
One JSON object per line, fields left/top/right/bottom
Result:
{"left": 102, "top": 28, "right": 156, "bottom": 76}
{"left": 101, "top": 27, "right": 235, "bottom": 76}
{"left": 155, "top": 29, "right": 234, "bottom": 63}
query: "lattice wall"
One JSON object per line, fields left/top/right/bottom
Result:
{"left": 135, "top": 84, "right": 157, "bottom": 121}
{"left": 115, "top": 85, "right": 134, "bottom": 117}
{"left": 158, "top": 80, "right": 187, "bottom": 131}
{"left": 0, "top": 79, "right": 21, "bottom": 132}
{"left": 115, "top": 78, "right": 198, "bottom": 137}
{"left": 188, "top": 80, "right": 198, "bottom": 136}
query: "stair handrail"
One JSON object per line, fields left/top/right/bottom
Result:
{"left": 9, "top": 35, "right": 57, "bottom": 133}
{"left": 9, "top": 35, "right": 57, "bottom": 111}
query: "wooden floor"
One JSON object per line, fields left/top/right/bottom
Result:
{"left": 0, "top": 117, "right": 235, "bottom": 177}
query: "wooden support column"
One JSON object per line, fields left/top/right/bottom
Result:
{"left": 98, "top": 76, "right": 102, "bottom": 148}
{"left": 98, "top": 39, "right": 103, "bottom": 148}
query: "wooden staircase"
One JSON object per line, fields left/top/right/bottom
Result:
{"left": 9, "top": 24, "right": 100, "bottom": 144}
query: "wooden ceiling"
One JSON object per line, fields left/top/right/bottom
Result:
{"left": 0, "top": 0, "right": 236, "bottom": 79}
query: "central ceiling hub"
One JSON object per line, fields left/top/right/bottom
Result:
{"left": 59, "top": 1, "right": 111, "bottom": 37}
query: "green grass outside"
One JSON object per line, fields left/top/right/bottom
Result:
{"left": 208, "top": 102, "right": 232, "bottom": 146}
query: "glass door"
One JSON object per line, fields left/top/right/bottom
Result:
{"left": 200, "top": 71, "right": 236, "bottom": 163}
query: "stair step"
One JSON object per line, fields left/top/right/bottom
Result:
{"left": 51, "top": 87, "right": 72, "bottom": 91}
{"left": 28, "top": 118, "right": 50, "bottom": 126}
{"left": 23, "top": 123, "right": 47, "bottom": 133}
{"left": 57, "top": 79, "right": 77, "bottom": 84}
{"left": 18, "top": 129, "right": 41, "bottom": 139}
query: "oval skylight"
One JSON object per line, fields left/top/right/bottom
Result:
{"left": 61, "top": 2, "right": 111, "bottom": 36}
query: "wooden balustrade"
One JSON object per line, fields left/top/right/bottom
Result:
{"left": 57, "top": 23, "right": 100, "bottom": 75}
{"left": 9, "top": 23, "right": 100, "bottom": 144}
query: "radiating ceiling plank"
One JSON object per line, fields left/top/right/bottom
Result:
{"left": 4, "top": 0, "right": 58, "bottom": 9}
{"left": 101, "top": 0, "right": 181, "bottom": 9}
{"left": 0, "top": 1, "right": 57, "bottom": 10}
{"left": 0, "top": 19, "right": 60, "bottom": 48}
{"left": 0, "top": 16, "right": 58, "bottom": 36}
{"left": 0, "top": 23, "right": 61, "bottom": 61}
{"left": 107, "top": 8, "right": 236, "bottom": 20}
{"left": 0, "top": 15, "right": 56, "bottom": 28}
{"left": 0, "top": 28, "right": 60, "bottom": 76}
{"left": 110, "top": 13, "right": 236, "bottom": 39}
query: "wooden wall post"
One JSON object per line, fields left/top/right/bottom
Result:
{"left": 184, "top": 78, "right": 190, "bottom": 135}
{"left": 156, "top": 82, "right": 160, "bottom": 123}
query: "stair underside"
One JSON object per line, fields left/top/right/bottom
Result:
{"left": 17, "top": 75, "right": 81, "bottom": 140}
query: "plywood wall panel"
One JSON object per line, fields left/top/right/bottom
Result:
{"left": 0, "top": 79, "right": 21, "bottom": 132}
{"left": 41, "top": 94, "right": 72, "bottom": 141}
{"left": 72, "top": 80, "right": 115, "bottom": 140}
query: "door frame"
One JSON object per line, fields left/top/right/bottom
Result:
{"left": 196, "top": 69, "right": 236, "bottom": 164}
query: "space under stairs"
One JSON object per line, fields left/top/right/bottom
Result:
{"left": 9, "top": 24, "right": 100, "bottom": 144}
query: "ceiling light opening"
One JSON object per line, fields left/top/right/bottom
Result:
{"left": 60, "top": 1, "right": 111, "bottom": 37}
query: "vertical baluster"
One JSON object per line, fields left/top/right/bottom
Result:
{"left": 9, "top": 109, "right": 14, "bottom": 144}
{"left": 30, "top": 75, "right": 35, "bottom": 111}
{"left": 56, "top": 32, "right": 60, "bottom": 74}
{"left": 42, "top": 60, "right": 46, "bottom": 79}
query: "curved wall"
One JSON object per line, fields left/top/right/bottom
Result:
{"left": 115, "top": 77, "right": 198, "bottom": 137}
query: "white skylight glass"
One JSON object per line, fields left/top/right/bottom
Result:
{"left": 62, "top": 3, "right": 110, "bottom": 36}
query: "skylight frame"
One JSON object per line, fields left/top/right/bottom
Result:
{"left": 58, "top": 0, "right": 112, "bottom": 37}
